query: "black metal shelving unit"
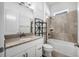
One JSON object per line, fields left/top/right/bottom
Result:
{"left": 35, "top": 18, "right": 47, "bottom": 37}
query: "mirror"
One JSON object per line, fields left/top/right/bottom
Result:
{"left": 19, "top": 14, "right": 32, "bottom": 34}
{"left": 4, "top": 8, "right": 33, "bottom": 37}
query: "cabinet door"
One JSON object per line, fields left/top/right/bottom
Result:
{"left": 14, "top": 46, "right": 36, "bottom": 57}
{"left": 36, "top": 44, "right": 43, "bottom": 57}
{"left": 13, "top": 50, "right": 28, "bottom": 57}
{"left": 27, "top": 46, "right": 36, "bottom": 57}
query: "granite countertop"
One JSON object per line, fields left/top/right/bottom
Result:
{"left": 5, "top": 36, "right": 42, "bottom": 49}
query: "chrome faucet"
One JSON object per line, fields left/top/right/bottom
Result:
{"left": 19, "top": 32, "right": 26, "bottom": 38}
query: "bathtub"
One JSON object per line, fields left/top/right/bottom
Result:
{"left": 47, "top": 39, "right": 77, "bottom": 57}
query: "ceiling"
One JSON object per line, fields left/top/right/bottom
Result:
{"left": 46, "top": 2, "right": 59, "bottom": 8}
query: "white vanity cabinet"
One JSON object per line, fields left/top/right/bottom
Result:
{"left": 6, "top": 37, "right": 44, "bottom": 57}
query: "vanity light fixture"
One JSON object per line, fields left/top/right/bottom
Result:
{"left": 18, "top": 2, "right": 35, "bottom": 10}
{"left": 18, "top": 2, "right": 32, "bottom": 8}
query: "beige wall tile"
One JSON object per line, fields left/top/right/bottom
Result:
{"left": 47, "top": 10, "right": 77, "bottom": 43}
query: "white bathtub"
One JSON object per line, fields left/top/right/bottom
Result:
{"left": 47, "top": 39, "right": 77, "bottom": 57}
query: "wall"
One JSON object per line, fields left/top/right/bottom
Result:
{"left": 0, "top": 2, "right": 4, "bottom": 56}
{"left": 4, "top": 2, "right": 33, "bottom": 35}
{"left": 44, "top": 3, "right": 50, "bottom": 21}
{"left": 78, "top": 2, "right": 79, "bottom": 46}
{"left": 23, "top": 2, "right": 43, "bottom": 35}
{"left": 47, "top": 2, "right": 77, "bottom": 43}
{"left": 50, "top": 2, "right": 77, "bottom": 16}
{"left": 32, "top": 2, "right": 50, "bottom": 21}
{"left": 77, "top": 2, "right": 79, "bottom": 56}
{"left": 32, "top": 2, "right": 44, "bottom": 20}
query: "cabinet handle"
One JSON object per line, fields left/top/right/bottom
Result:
{"left": 23, "top": 54, "right": 25, "bottom": 57}
{"left": 25, "top": 53, "right": 28, "bottom": 57}
{"left": 23, "top": 53, "right": 28, "bottom": 57}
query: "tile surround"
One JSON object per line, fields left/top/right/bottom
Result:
{"left": 47, "top": 10, "right": 77, "bottom": 43}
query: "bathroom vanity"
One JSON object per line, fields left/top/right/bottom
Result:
{"left": 5, "top": 36, "right": 44, "bottom": 57}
